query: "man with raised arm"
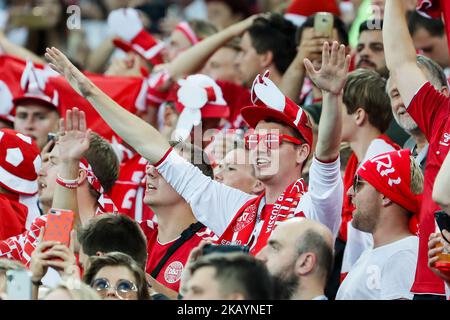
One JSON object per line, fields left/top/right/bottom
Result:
{"left": 384, "top": 0, "right": 450, "bottom": 299}
{"left": 45, "top": 41, "right": 348, "bottom": 255}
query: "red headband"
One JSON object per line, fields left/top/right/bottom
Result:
{"left": 357, "top": 149, "right": 421, "bottom": 214}
{"left": 80, "top": 158, "right": 118, "bottom": 215}
{"left": 176, "top": 22, "right": 200, "bottom": 45}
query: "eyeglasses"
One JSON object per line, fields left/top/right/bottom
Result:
{"left": 244, "top": 133, "right": 303, "bottom": 150}
{"left": 353, "top": 175, "right": 368, "bottom": 193}
{"left": 91, "top": 278, "right": 138, "bottom": 300}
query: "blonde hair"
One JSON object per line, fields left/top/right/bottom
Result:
{"left": 44, "top": 280, "right": 101, "bottom": 300}
{"left": 188, "top": 20, "right": 218, "bottom": 39}
{"left": 410, "top": 156, "right": 424, "bottom": 195}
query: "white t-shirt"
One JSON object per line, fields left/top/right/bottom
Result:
{"left": 336, "top": 236, "right": 419, "bottom": 300}
{"left": 341, "top": 138, "right": 398, "bottom": 274}
{"left": 446, "top": 282, "right": 450, "bottom": 300}
{"left": 156, "top": 150, "right": 343, "bottom": 239}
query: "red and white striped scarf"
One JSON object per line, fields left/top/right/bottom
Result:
{"left": 80, "top": 158, "right": 118, "bottom": 215}
{"left": 218, "top": 179, "right": 307, "bottom": 255}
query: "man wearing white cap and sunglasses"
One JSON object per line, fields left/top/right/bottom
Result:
{"left": 45, "top": 39, "right": 349, "bottom": 254}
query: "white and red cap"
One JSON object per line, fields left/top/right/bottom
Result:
{"left": 12, "top": 60, "right": 60, "bottom": 111}
{"left": 416, "top": 0, "right": 442, "bottom": 19}
{"left": 0, "top": 129, "right": 41, "bottom": 196}
{"left": 174, "top": 74, "right": 229, "bottom": 140}
{"left": 175, "top": 21, "right": 201, "bottom": 45}
{"left": 108, "top": 8, "right": 165, "bottom": 66}
{"left": 241, "top": 71, "right": 313, "bottom": 149}
{"left": 285, "top": 0, "right": 341, "bottom": 26}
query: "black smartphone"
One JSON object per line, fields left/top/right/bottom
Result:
{"left": 202, "top": 244, "right": 249, "bottom": 256}
{"left": 435, "top": 210, "right": 450, "bottom": 243}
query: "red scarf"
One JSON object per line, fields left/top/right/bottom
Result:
{"left": 218, "top": 179, "right": 307, "bottom": 255}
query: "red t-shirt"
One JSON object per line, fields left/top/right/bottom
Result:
{"left": 408, "top": 82, "right": 450, "bottom": 295}
{"left": 140, "top": 220, "right": 214, "bottom": 292}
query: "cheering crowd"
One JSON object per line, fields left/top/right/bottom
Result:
{"left": 0, "top": 0, "right": 449, "bottom": 301}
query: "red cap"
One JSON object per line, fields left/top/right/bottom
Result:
{"left": 241, "top": 71, "right": 313, "bottom": 149}
{"left": 357, "top": 149, "right": 422, "bottom": 214}
{"left": 0, "top": 129, "right": 40, "bottom": 195}
{"left": 108, "top": 8, "right": 164, "bottom": 66}
{"left": 285, "top": 0, "right": 340, "bottom": 26}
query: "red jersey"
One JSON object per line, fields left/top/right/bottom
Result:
{"left": 408, "top": 82, "right": 450, "bottom": 295}
{"left": 139, "top": 220, "right": 215, "bottom": 292}
{"left": 0, "top": 193, "right": 28, "bottom": 241}
{"left": 110, "top": 153, "right": 154, "bottom": 222}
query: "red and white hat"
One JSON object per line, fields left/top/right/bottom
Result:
{"left": 0, "top": 129, "right": 41, "bottom": 196}
{"left": 108, "top": 8, "right": 165, "bottom": 66}
{"left": 12, "top": 60, "right": 60, "bottom": 111}
{"left": 357, "top": 149, "right": 421, "bottom": 214}
{"left": 241, "top": 71, "right": 313, "bottom": 149}
{"left": 174, "top": 74, "right": 229, "bottom": 140}
{"left": 285, "top": 0, "right": 341, "bottom": 26}
{"left": 175, "top": 21, "right": 201, "bottom": 45}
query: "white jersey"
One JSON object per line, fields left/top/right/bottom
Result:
{"left": 156, "top": 150, "right": 343, "bottom": 239}
{"left": 336, "top": 236, "right": 419, "bottom": 300}
{"left": 341, "top": 138, "right": 398, "bottom": 274}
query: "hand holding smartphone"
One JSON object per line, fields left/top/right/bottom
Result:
{"left": 43, "top": 209, "right": 75, "bottom": 248}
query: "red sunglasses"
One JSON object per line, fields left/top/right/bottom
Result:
{"left": 244, "top": 133, "right": 303, "bottom": 150}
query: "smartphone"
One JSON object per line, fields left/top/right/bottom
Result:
{"left": 435, "top": 210, "right": 450, "bottom": 243}
{"left": 314, "top": 12, "right": 334, "bottom": 38}
{"left": 6, "top": 270, "right": 32, "bottom": 300}
{"left": 202, "top": 244, "right": 249, "bottom": 256}
{"left": 43, "top": 209, "right": 75, "bottom": 247}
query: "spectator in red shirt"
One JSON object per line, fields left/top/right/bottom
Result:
{"left": 384, "top": 0, "right": 450, "bottom": 300}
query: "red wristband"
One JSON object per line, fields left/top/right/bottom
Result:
{"left": 56, "top": 175, "right": 79, "bottom": 189}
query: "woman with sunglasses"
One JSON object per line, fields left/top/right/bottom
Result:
{"left": 83, "top": 252, "right": 150, "bottom": 300}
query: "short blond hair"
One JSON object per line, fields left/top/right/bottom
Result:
{"left": 44, "top": 280, "right": 100, "bottom": 300}
{"left": 410, "top": 156, "right": 424, "bottom": 195}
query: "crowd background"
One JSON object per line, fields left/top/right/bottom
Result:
{"left": 0, "top": 0, "right": 449, "bottom": 301}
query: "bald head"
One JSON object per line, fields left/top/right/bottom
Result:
{"left": 258, "top": 218, "right": 334, "bottom": 281}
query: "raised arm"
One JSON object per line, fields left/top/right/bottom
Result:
{"left": 304, "top": 41, "right": 350, "bottom": 162}
{"left": 45, "top": 47, "right": 170, "bottom": 164}
{"left": 166, "top": 15, "right": 259, "bottom": 80}
{"left": 433, "top": 151, "right": 450, "bottom": 213}
{"left": 51, "top": 108, "right": 91, "bottom": 228}
{"left": 384, "top": 0, "right": 427, "bottom": 106}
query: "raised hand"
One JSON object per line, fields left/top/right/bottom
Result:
{"left": 304, "top": 41, "right": 351, "bottom": 95}
{"left": 57, "top": 108, "right": 91, "bottom": 162}
{"left": 45, "top": 47, "right": 95, "bottom": 98}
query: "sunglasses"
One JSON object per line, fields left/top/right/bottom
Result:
{"left": 91, "top": 278, "right": 138, "bottom": 300}
{"left": 244, "top": 133, "right": 303, "bottom": 150}
{"left": 353, "top": 175, "right": 368, "bottom": 193}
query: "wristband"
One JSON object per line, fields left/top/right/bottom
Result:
{"left": 56, "top": 174, "right": 79, "bottom": 189}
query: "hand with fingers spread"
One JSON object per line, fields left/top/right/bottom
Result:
{"left": 57, "top": 108, "right": 91, "bottom": 162}
{"left": 304, "top": 41, "right": 351, "bottom": 95}
{"left": 428, "top": 232, "right": 450, "bottom": 284}
{"left": 45, "top": 47, "right": 95, "bottom": 98}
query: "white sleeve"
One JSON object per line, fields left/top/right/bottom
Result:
{"left": 446, "top": 282, "right": 450, "bottom": 300}
{"left": 156, "top": 150, "right": 255, "bottom": 236}
{"left": 380, "top": 251, "right": 417, "bottom": 300}
{"left": 298, "top": 156, "right": 343, "bottom": 239}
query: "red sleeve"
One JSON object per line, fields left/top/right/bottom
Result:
{"left": 407, "top": 82, "right": 450, "bottom": 141}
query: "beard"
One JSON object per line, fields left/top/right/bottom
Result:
{"left": 272, "top": 269, "right": 299, "bottom": 300}
{"left": 392, "top": 110, "right": 420, "bottom": 133}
